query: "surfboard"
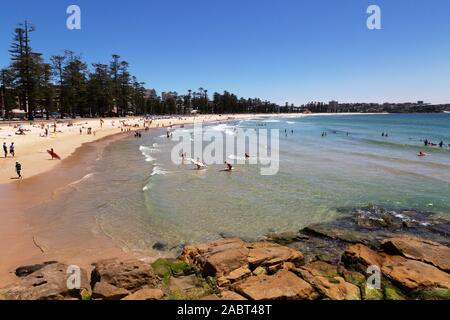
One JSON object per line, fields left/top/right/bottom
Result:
{"left": 189, "top": 158, "right": 207, "bottom": 168}
{"left": 47, "top": 150, "right": 61, "bottom": 160}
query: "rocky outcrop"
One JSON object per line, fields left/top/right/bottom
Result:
{"left": 180, "top": 238, "right": 305, "bottom": 288}
{"left": 90, "top": 258, "right": 161, "bottom": 293}
{"left": 1, "top": 222, "right": 449, "bottom": 301}
{"left": 381, "top": 236, "right": 450, "bottom": 272}
{"left": 0, "top": 263, "right": 90, "bottom": 300}
{"left": 232, "top": 270, "right": 319, "bottom": 300}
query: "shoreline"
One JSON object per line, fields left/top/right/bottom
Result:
{"left": 0, "top": 112, "right": 309, "bottom": 285}
{"left": 0, "top": 113, "right": 313, "bottom": 185}
{"left": 0, "top": 112, "right": 392, "bottom": 186}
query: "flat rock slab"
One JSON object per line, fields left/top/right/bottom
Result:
{"left": 248, "top": 242, "right": 304, "bottom": 267}
{"left": 343, "top": 244, "right": 450, "bottom": 297}
{"left": 381, "top": 236, "right": 450, "bottom": 272}
{"left": 92, "top": 281, "right": 129, "bottom": 300}
{"left": 296, "top": 261, "right": 361, "bottom": 300}
{"left": 233, "top": 270, "right": 319, "bottom": 300}
{"left": 122, "top": 288, "right": 164, "bottom": 300}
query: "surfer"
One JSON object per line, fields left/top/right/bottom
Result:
{"left": 245, "top": 153, "right": 250, "bottom": 159}
{"left": 195, "top": 157, "right": 207, "bottom": 170}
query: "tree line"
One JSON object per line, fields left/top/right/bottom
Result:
{"left": 0, "top": 21, "right": 282, "bottom": 120}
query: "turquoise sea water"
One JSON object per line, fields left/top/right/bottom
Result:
{"left": 29, "top": 113, "right": 450, "bottom": 253}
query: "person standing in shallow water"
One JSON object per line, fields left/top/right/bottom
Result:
{"left": 15, "top": 162, "right": 22, "bottom": 179}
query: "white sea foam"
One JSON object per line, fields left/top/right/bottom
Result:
{"left": 68, "top": 173, "right": 95, "bottom": 188}
{"left": 208, "top": 123, "right": 236, "bottom": 136}
{"left": 139, "top": 146, "right": 156, "bottom": 162}
{"left": 262, "top": 119, "right": 281, "bottom": 123}
{"left": 228, "top": 154, "right": 246, "bottom": 161}
{"left": 151, "top": 166, "right": 169, "bottom": 176}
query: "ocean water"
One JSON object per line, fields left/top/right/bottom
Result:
{"left": 29, "top": 113, "right": 450, "bottom": 253}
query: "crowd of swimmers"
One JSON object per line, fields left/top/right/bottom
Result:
{"left": 423, "top": 139, "right": 448, "bottom": 148}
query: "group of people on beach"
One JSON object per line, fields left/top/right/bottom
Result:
{"left": 4, "top": 142, "right": 21, "bottom": 178}
{"left": 3, "top": 142, "right": 15, "bottom": 158}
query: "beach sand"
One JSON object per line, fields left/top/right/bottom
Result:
{"left": 0, "top": 113, "right": 306, "bottom": 285}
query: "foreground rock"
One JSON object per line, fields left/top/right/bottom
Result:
{"left": 381, "top": 236, "right": 450, "bottom": 272}
{"left": 122, "top": 288, "right": 164, "bottom": 300}
{"left": 0, "top": 263, "right": 90, "bottom": 300}
{"left": 90, "top": 258, "right": 161, "bottom": 293}
{"left": 92, "top": 281, "right": 129, "bottom": 300}
{"left": 233, "top": 270, "right": 319, "bottom": 300}
{"left": 293, "top": 261, "right": 361, "bottom": 300}
{"left": 343, "top": 244, "right": 450, "bottom": 299}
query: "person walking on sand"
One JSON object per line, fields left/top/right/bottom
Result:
{"left": 9, "top": 142, "right": 15, "bottom": 157}
{"left": 3, "top": 142, "right": 7, "bottom": 158}
{"left": 15, "top": 162, "right": 22, "bottom": 179}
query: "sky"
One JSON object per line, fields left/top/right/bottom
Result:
{"left": 1, "top": 0, "right": 450, "bottom": 105}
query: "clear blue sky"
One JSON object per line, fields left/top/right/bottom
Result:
{"left": 1, "top": 0, "right": 450, "bottom": 105}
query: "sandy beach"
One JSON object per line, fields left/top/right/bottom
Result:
{"left": 0, "top": 113, "right": 305, "bottom": 285}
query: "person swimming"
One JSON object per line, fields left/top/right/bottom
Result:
{"left": 224, "top": 161, "right": 233, "bottom": 171}
{"left": 418, "top": 151, "right": 429, "bottom": 157}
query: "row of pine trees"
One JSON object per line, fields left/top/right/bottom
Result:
{"left": 0, "top": 21, "right": 281, "bottom": 120}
